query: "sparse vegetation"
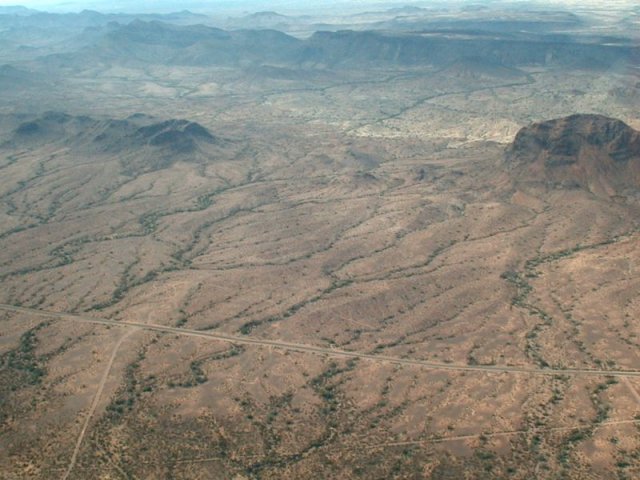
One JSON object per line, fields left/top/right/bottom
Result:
{"left": 1, "top": 323, "right": 48, "bottom": 388}
{"left": 0, "top": 3, "right": 638, "bottom": 479}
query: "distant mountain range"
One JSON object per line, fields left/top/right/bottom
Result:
{"left": 0, "top": 8, "right": 208, "bottom": 26}
{"left": 0, "top": 6, "right": 36, "bottom": 15}
{"left": 34, "top": 20, "right": 638, "bottom": 70}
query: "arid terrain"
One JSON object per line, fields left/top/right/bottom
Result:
{"left": 1, "top": 1, "right": 640, "bottom": 479}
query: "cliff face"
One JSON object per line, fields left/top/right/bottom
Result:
{"left": 506, "top": 114, "right": 640, "bottom": 197}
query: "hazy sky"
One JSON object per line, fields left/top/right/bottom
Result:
{"left": 0, "top": 0, "right": 455, "bottom": 13}
{"left": 0, "top": 0, "right": 338, "bottom": 14}
{"left": 3, "top": 0, "right": 627, "bottom": 15}
{"left": 0, "top": 0, "right": 403, "bottom": 8}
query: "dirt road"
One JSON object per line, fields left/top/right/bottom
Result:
{"left": 2, "top": 303, "right": 640, "bottom": 378}
{"left": 61, "top": 328, "right": 138, "bottom": 480}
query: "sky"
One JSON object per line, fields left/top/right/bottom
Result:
{"left": 3, "top": 0, "right": 633, "bottom": 16}
{"left": 0, "top": 0, "right": 460, "bottom": 17}
{"left": 0, "top": 0, "right": 402, "bottom": 9}
{"left": 0, "top": 0, "right": 470, "bottom": 14}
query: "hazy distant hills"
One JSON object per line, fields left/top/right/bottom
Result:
{"left": 33, "top": 19, "right": 639, "bottom": 71}
{"left": 0, "top": 9, "right": 208, "bottom": 28}
{"left": 0, "top": 9, "right": 207, "bottom": 52}
{"left": 302, "top": 30, "right": 637, "bottom": 69}
{"left": 0, "top": 6, "right": 36, "bottom": 16}
{"left": 220, "top": 6, "right": 587, "bottom": 37}
{"left": 0, "top": 9, "right": 211, "bottom": 61}
{"left": 45, "top": 20, "right": 302, "bottom": 67}
{"left": 0, "top": 5, "right": 636, "bottom": 71}
{"left": 506, "top": 114, "right": 640, "bottom": 197}
{"left": 224, "top": 11, "right": 293, "bottom": 30}
{"left": 371, "top": 10, "right": 584, "bottom": 33}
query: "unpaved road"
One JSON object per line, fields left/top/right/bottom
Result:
{"left": 358, "top": 418, "right": 640, "bottom": 449}
{"left": 622, "top": 376, "right": 640, "bottom": 405}
{"left": 61, "top": 328, "right": 138, "bottom": 480}
{"left": 2, "top": 303, "right": 640, "bottom": 378}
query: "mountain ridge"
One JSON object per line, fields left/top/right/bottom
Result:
{"left": 4, "top": 111, "right": 227, "bottom": 173}
{"left": 38, "top": 20, "right": 639, "bottom": 70}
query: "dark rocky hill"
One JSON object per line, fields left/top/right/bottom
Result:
{"left": 5, "top": 111, "right": 227, "bottom": 173}
{"left": 506, "top": 114, "right": 640, "bottom": 197}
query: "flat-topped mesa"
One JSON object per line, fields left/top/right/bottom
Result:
{"left": 505, "top": 114, "right": 640, "bottom": 197}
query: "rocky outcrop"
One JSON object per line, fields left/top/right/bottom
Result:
{"left": 506, "top": 114, "right": 640, "bottom": 196}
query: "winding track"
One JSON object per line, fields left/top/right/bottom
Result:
{"left": 2, "top": 303, "right": 640, "bottom": 378}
